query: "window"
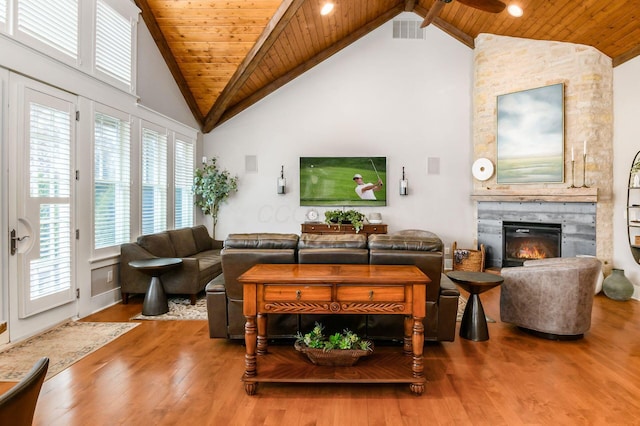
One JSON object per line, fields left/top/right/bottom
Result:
{"left": 17, "top": 0, "right": 79, "bottom": 61}
{"left": 95, "top": 0, "right": 132, "bottom": 87}
{"left": 174, "top": 138, "right": 194, "bottom": 228}
{"left": 94, "top": 109, "right": 131, "bottom": 250}
{"left": 141, "top": 126, "right": 167, "bottom": 234}
{"left": 0, "top": 0, "right": 7, "bottom": 31}
{"left": 27, "top": 99, "right": 73, "bottom": 306}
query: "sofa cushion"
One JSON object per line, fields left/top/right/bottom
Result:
{"left": 225, "top": 233, "right": 299, "bottom": 249}
{"left": 298, "top": 233, "right": 367, "bottom": 249}
{"left": 368, "top": 231, "right": 443, "bottom": 252}
{"left": 137, "top": 232, "right": 176, "bottom": 258}
{"left": 192, "top": 225, "right": 212, "bottom": 252}
{"left": 168, "top": 228, "right": 198, "bottom": 257}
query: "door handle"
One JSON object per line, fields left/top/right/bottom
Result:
{"left": 10, "top": 229, "right": 30, "bottom": 256}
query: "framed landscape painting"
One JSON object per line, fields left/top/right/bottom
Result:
{"left": 496, "top": 83, "right": 564, "bottom": 183}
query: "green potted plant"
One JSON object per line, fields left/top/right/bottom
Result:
{"left": 193, "top": 157, "right": 238, "bottom": 238}
{"left": 324, "top": 209, "right": 365, "bottom": 233}
{"left": 294, "top": 322, "right": 373, "bottom": 366}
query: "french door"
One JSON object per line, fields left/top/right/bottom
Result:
{"left": 8, "top": 74, "right": 77, "bottom": 339}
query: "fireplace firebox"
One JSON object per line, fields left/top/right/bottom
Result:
{"left": 502, "top": 221, "right": 562, "bottom": 267}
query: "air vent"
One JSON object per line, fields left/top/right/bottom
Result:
{"left": 392, "top": 20, "right": 426, "bottom": 40}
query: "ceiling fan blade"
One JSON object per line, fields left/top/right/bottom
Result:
{"left": 456, "top": 0, "right": 506, "bottom": 13}
{"left": 420, "top": 0, "right": 450, "bottom": 28}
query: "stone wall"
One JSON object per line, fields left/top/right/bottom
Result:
{"left": 473, "top": 34, "right": 614, "bottom": 269}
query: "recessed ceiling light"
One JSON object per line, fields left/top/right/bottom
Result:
{"left": 320, "top": 3, "right": 334, "bottom": 16}
{"left": 507, "top": 4, "right": 524, "bottom": 17}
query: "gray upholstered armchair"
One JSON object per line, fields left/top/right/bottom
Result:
{"left": 500, "top": 257, "right": 602, "bottom": 340}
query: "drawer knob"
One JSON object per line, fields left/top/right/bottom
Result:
{"left": 369, "top": 290, "right": 374, "bottom": 301}
{"left": 296, "top": 290, "right": 301, "bottom": 300}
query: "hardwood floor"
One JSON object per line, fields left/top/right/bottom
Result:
{"left": 12, "top": 289, "right": 640, "bottom": 425}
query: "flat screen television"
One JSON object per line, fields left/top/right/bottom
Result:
{"left": 300, "top": 157, "right": 387, "bottom": 206}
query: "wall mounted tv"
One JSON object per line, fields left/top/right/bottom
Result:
{"left": 300, "top": 157, "right": 387, "bottom": 207}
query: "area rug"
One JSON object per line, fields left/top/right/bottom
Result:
{"left": 131, "top": 296, "right": 207, "bottom": 321}
{"left": 457, "top": 296, "right": 496, "bottom": 323}
{"left": 0, "top": 321, "right": 139, "bottom": 382}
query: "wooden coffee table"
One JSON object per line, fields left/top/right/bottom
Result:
{"left": 446, "top": 271, "right": 503, "bottom": 341}
{"left": 238, "top": 263, "right": 429, "bottom": 395}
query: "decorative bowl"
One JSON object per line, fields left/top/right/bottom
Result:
{"left": 294, "top": 340, "right": 374, "bottom": 367}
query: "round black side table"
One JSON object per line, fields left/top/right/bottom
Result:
{"left": 446, "top": 271, "right": 503, "bottom": 342}
{"left": 128, "top": 258, "right": 182, "bottom": 316}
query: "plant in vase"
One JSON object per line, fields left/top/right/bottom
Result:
{"left": 324, "top": 209, "right": 365, "bottom": 233}
{"left": 192, "top": 157, "right": 238, "bottom": 238}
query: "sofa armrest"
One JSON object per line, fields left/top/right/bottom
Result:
{"left": 119, "top": 243, "right": 158, "bottom": 297}
{"left": 161, "top": 257, "right": 200, "bottom": 294}
{"left": 206, "top": 274, "right": 228, "bottom": 338}
{"left": 439, "top": 273, "right": 460, "bottom": 297}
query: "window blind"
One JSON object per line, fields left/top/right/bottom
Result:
{"left": 17, "top": 0, "right": 78, "bottom": 60}
{"left": 28, "top": 101, "right": 72, "bottom": 300}
{"left": 141, "top": 127, "right": 167, "bottom": 235}
{"left": 95, "top": 0, "right": 132, "bottom": 86}
{"left": 0, "top": 0, "right": 7, "bottom": 29}
{"left": 174, "top": 138, "right": 194, "bottom": 228}
{"left": 94, "top": 111, "right": 131, "bottom": 250}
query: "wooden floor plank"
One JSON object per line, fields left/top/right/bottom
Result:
{"left": 7, "top": 289, "right": 638, "bottom": 425}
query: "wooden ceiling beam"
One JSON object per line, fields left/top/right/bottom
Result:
{"left": 404, "top": 0, "right": 417, "bottom": 12}
{"left": 414, "top": 3, "right": 474, "bottom": 48}
{"left": 134, "top": 0, "right": 204, "bottom": 126}
{"left": 613, "top": 43, "right": 640, "bottom": 67}
{"left": 215, "top": 5, "right": 406, "bottom": 128}
{"left": 202, "top": 0, "right": 304, "bottom": 133}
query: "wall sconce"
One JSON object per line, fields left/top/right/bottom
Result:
{"left": 400, "top": 166, "right": 408, "bottom": 196}
{"left": 277, "top": 165, "right": 286, "bottom": 194}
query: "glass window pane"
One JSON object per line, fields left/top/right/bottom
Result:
{"left": 141, "top": 127, "right": 167, "bottom": 234}
{"left": 94, "top": 111, "right": 131, "bottom": 250}
{"left": 174, "top": 139, "right": 194, "bottom": 228}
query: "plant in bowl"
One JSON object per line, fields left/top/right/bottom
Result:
{"left": 294, "top": 322, "right": 373, "bottom": 366}
{"left": 324, "top": 209, "right": 365, "bottom": 233}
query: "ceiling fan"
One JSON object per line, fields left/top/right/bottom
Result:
{"left": 420, "top": 0, "right": 506, "bottom": 28}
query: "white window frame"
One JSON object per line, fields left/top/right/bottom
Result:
{"left": 92, "top": 103, "right": 132, "bottom": 257}
{"left": 13, "top": 0, "right": 81, "bottom": 67}
{"left": 5, "top": 0, "right": 138, "bottom": 93}
{"left": 93, "top": 0, "right": 137, "bottom": 93}
{"left": 0, "top": 0, "right": 8, "bottom": 33}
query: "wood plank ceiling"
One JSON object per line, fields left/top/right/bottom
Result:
{"left": 136, "top": 0, "right": 640, "bottom": 133}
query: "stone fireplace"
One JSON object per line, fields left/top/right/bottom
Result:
{"left": 471, "top": 35, "right": 613, "bottom": 269}
{"left": 502, "top": 221, "right": 562, "bottom": 266}
{"left": 477, "top": 200, "right": 596, "bottom": 269}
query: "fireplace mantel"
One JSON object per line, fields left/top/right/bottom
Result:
{"left": 471, "top": 187, "right": 598, "bottom": 203}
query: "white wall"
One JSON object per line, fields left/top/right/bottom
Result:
{"left": 613, "top": 55, "right": 640, "bottom": 299}
{"left": 203, "top": 13, "right": 476, "bottom": 251}
{"left": 136, "top": 23, "right": 200, "bottom": 130}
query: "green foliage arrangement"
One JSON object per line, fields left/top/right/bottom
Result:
{"left": 192, "top": 157, "right": 238, "bottom": 237}
{"left": 324, "top": 209, "right": 365, "bottom": 233}
{"left": 295, "top": 322, "right": 372, "bottom": 352}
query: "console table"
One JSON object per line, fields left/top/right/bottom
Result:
{"left": 239, "top": 263, "right": 429, "bottom": 395}
{"left": 301, "top": 223, "right": 387, "bottom": 237}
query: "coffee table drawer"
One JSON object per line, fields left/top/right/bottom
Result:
{"left": 336, "top": 285, "right": 405, "bottom": 302}
{"left": 263, "top": 285, "right": 332, "bottom": 301}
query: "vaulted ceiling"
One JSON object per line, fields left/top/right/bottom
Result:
{"left": 136, "top": 0, "right": 640, "bottom": 133}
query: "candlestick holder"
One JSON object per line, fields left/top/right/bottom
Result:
{"left": 568, "top": 160, "right": 576, "bottom": 188}
{"left": 581, "top": 153, "right": 589, "bottom": 188}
